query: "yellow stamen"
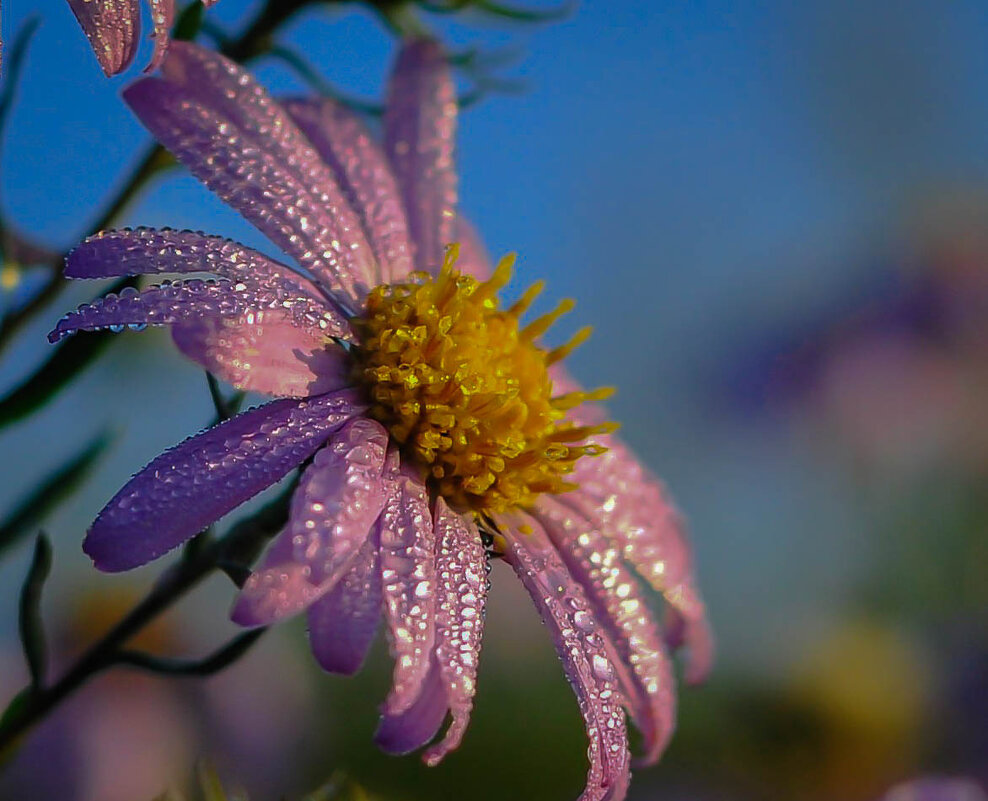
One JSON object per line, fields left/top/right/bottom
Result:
{"left": 352, "top": 247, "right": 612, "bottom": 514}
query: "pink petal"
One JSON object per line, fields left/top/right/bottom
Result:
{"left": 454, "top": 216, "right": 492, "bottom": 280}
{"left": 385, "top": 38, "right": 458, "bottom": 275}
{"left": 231, "top": 418, "right": 389, "bottom": 626}
{"left": 566, "top": 440, "right": 713, "bottom": 684}
{"left": 146, "top": 0, "right": 174, "bottom": 72}
{"left": 500, "top": 513, "right": 631, "bottom": 801}
{"left": 284, "top": 98, "right": 414, "bottom": 284}
{"left": 84, "top": 391, "right": 363, "bottom": 572}
{"left": 422, "top": 498, "right": 488, "bottom": 766}
{"left": 379, "top": 461, "right": 437, "bottom": 716}
{"left": 171, "top": 308, "right": 351, "bottom": 398}
{"left": 375, "top": 654, "right": 448, "bottom": 755}
{"left": 66, "top": 0, "right": 140, "bottom": 76}
{"left": 124, "top": 43, "right": 375, "bottom": 305}
{"left": 535, "top": 496, "right": 676, "bottom": 766}
{"left": 307, "top": 527, "right": 382, "bottom": 674}
{"left": 47, "top": 279, "right": 253, "bottom": 343}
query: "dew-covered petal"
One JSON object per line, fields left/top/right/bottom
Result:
{"left": 231, "top": 418, "right": 389, "bottom": 626}
{"left": 172, "top": 308, "right": 351, "bottom": 398}
{"left": 500, "top": 513, "right": 631, "bottom": 801}
{"left": 307, "top": 527, "right": 382, "bottom": 675}
{"left": 454, "top": 216, "right": 492, "bottom": 281}
{"left": 124, "top": 43, "right": 375, "bottom": 304}
{"left": 385, "top": 38, "right": 457, "bottom": 276}
{"left": 565, "top": 440, "right": 712, "bottom": 684}
{"left": 375, "top": 654, "right": 448, "bottom": 755}
{"left": 47, "top": 279, "right": 254, "bottom": 343}
{"left": 379, "top": 462, "right": 437, "bottom": 715}
{"left": 65, "top": 228, "right": 344, "bottom": 332}
{"left": 284, "top": 98, "right": 414, "bottom": 284}
{"left": 67, "top": 0, "right": 140, "bottom": 76}
{"left": 535, "top": 496, "right": 676, "bottom": 766}
{"left": 84, "top": 391, "right": 363, "bottom": 572}
{"left": 146, "top": 0, "right": 174, "bottom": 71}
{"left": 422, "top": 498, "right": 488, "bottom": 766}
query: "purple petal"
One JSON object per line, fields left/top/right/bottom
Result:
{"left": 84, "top": 391, "right": 363, "bottom": 572}
{"left": 284, "top": 98, "right": 415, "bottom": 284}
{"left": 66, "top": 0, "right": 139, "bottom": 76}
{"left": 375, "top": 654, "right": 448, "bottom": 755}
{"left": 231, "top": 418, "right": 389, "bottom": 626}
{"left": 146, "top": 0, "right": 174, "bottom": 72}
{"left": 124, "top": 44, "right": 375, "bottom": 304}
{"left": 566, "top": 439, "right": 713, "bottom": 684}
{"left": 422, "top": 498, "right": 487, "bottom": 766}
{"left": 500, "top": 513, "right": 631, "bottom": 801}
{"left": 48, "top": 279, "right": 251, "bottom": 343}
{"left": 172, "top": 309, "right": 351, "bottom": 398}
{"left": 379, "top": 461, "right": 437, "bottom": 715}
{"left": 307, "top": 526, "right": 382, "bottom": 675}
{"left": 535, "top": 496, "right": 676, "bottom": 766}
{"left": 385, "top": 38, "right": 458, "bottom": 275}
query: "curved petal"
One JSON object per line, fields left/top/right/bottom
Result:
{"left": 422, "top": 498, "right": 488, "bottom": 766}
{"left": 379, "top": 461, "right": 437, "bottom": 715}
{"left": 500, "top": 513, "right": 631, "bottom": 801}
{"left": 535, "top": 496, "right": 676, "bottom": 765}
{"left": 454, "top": 216, "right": 492, "bottom": 280}
{"left": 147, "top": 0, "right": 175, "bottom": 72}
{"left": 172, "top": 308, "right": 351, "bottom": 398}
{"left": 67, "top": 0, "right": 140, "bottom": 76}
{"left": 375, "top": 654, "right": 448, "bottom": 755}
{"left": 232, "top": 418, "right": 389, "bottom": 626}
{"left": 385, "top": 38, "right": 458, "bottom": 275}
{"left": 124, "top": 45, "right": 374, "bottom": 305}
{"left": 48, "top": 279, "right": 249, "bottom": 343}
{"left": 284, "top": 98, "right": 414, "bottom": 284}
{"left": 307, "top": 526, "right": 382, "bottom": 675}
{"left": 566, "top": 440, "right": 713, "bottom": 684}
{"left": 84, "top": 391, "right": 363, "bottom": 572}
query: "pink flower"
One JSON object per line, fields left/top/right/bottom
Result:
{"left": 66, "top": 0, "right": 220, "bottom": 76}
{"left": 51, "top": 39, "right": 711, "bottom": 801}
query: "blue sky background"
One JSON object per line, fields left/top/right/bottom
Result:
{"left": 2, "top": 0, "right": 988, "bottom": 749}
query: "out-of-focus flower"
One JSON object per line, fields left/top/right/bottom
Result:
{"left": 879, "top": 777, "right": 988, "bottom": 801}
{"left": 157, "top": 763, "right": 374, "bottom": 801}
{"left": 66, "top": 0, "right": 220, "bottom": 76}
{"left": 51, "top": 39, "right": 711, "bottom": 801}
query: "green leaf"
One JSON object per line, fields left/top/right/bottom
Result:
{"left": 0, "top": 431, "right": 112, "bottom": 557}
{"left": 173, "top": 2, "right": 206, "bottom": 42}
{"left": 18, "top": 535, "right": 52, "bottom": 690}
{"left": 113, "top": 629, "right": 266, "bottom": 677}
{"left": 205, "top": 372, "right": 245, "bottom": 425}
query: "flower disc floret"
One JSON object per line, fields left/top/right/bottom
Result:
{"left": 353, "top": 246, "right": 615, "bottom": 514}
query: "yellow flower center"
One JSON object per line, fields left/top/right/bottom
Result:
{"left": 352, "top": 245, "right": 615, "bottom": 515}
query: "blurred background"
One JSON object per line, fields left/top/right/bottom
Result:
{"left": 0, "top": 1, "right": 986, "bottom": 799}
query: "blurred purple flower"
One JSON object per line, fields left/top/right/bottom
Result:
{"left": 66, "top": 0, "right": 220, "bottom": 76}
{"left": 50, "top": 39, "right": 711, "bottom": 801}
{"left": 880, "top": 777, "right": 987, "bottom": 801}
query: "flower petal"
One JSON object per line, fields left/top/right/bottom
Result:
{"left": 422, "top": 498, "right": 488, "bottom": 766}
{"left": 535, "top": 496, "right": 676, "bottom": 766}
{"left": 147, "top": 0, "right": 175, "bottom": 72}
{"left": 566, "top": 440, "right": 713, "bottom": 684}
{"left": 454, "top": 216, "right": 492, "bottom": 280}
{"left": 66, "top": 0, "right": 140, "bottom": 76}
{"left": 83, "top": 391, "right": 363, "bottom": 572}
{"left": 124, "top": 43, "right": 375, "bottom": 304}
{"left": 66, "top": 228, "right": 338, "bottom": 327}
{"left": 307, "top": 526, "right": 382, "bottom": 675}
{"left": 171, "top": 308, "right": 351, "bottom": 398}
{"left": 379, "top": 461, "right": 437, "bottom": 715}
{"left": 385, "top": 38, "right": 458, "bottom": 275}
{"left": 231, "top": 418, "right": 389, "bottom": 626}
{"left": 284, "top": 98, "right": 414, "bottom": 284}
{"left": 500, "top": 513, "right": 631, "bottom": 801}
{"left": 47, "top": 279, "right": 251, "bottom": 343}
{"left": 375, "top": 654, "right": 448, "bottom": 755}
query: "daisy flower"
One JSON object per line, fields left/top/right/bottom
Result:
{"left": 66, "top": 0, "right": 220, "bottom": 76}
{"left": 50, "top": 39, "right": 711, "bottom": 801}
